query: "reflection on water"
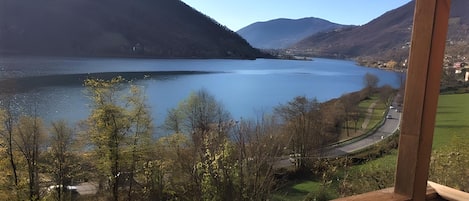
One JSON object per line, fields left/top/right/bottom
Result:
{"left": 0, "top": 57, "right": 402, "bottom": 135}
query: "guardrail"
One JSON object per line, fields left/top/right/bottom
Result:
{"left": 327, "top": 108, "right": 389, "bottom": 148}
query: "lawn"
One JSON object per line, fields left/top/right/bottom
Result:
{"left": 358, "top": 95, "right": 387, "bottom": 131}
{"left": 350, "top": 93, "right": 469, "bottom": 170}
{"left": 272, "top": 180, "right": 338, "bottom": 201}
{"left": 273, "top": 93, "right": 469, "bottom": 200}
{"left": 433, "top": 93, "right": 469, "bottom": 149}
{"left": 339, "top": 95, "right": 388, "bottom": 141}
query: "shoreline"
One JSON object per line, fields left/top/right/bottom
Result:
{"left": 0, "top": 71, "right": 219, "bottom": 93}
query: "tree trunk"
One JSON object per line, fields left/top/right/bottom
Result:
{"left": 7, "top": 123, "right": 18, "bottom": 187}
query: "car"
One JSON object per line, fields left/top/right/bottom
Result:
{"left": 390, "top": 105, "right": 395, "bottom": 109}
{"left": 386, "top": 114, "right": 392, "bottom": 119}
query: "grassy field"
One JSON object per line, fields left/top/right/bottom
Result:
{"left": 339, "top": 95, "right": 388, "bottom": 141}
{"left": 272, "top": 181, "right": 320, "bottom": 201}
{"left": 272, "top": 93, "right": 469, "bottom": 200}
{"left": 433, "top": 93, "right": 469, "bottom": 149}
{"left": 358, "top": 96, "right": 387, "bottom": 131}
{"left": 272, "top": 94, "right": 389, "bottom": 201}
{"left": 272, "top": 180, "right": 339, "bottom": 201}
{"left": 349, "top": 93, "right": 469, "bottom": 164}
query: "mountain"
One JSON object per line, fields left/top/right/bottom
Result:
{"left": 291, "top": 1, "right": 414, "bottom": 61}
{"left": 291, "top": 0, "right": 469, "bottom": 67}
{"left": 0, "top": 0, "right": 262, "bottom": 59}
{"left": 237, "top": 17, "right": 349, "bottom": 49}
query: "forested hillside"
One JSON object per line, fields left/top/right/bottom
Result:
{"left": 237, "top": 17, "right": 348, "bottom": 49}
{"left": 290, "top": 1, "right": 414, "bottom": 62}
{"left": 291, "top": 0, "right": 469, "bottom": 68}
{"left": 0, "top": 0, "right": 263, "bottom": 59}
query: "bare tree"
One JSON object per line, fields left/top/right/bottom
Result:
{"left": 15, "top": 115, "right": 46, "bottom": 201}
{"left": 42, "top": 120, "right": 82, "bottom": 201}
{"left": 275, "top": 96, "right": 325, "bottom": 168}
{"left": 182, "top": 89, "right": 231, "bottom": 148}
{"left": 0, "top": 80, "right": 22, "bottom": 197}
{"left": 339, "top": 93, "right": 361, "bottom": 137}
{"left": 377, "top": 85, "right": 395, "bottom": 106}
{"left": 125, "top": 85, "right": 153, "bottom": 201}
{"left": 163, "top": 89, "right": 239, "bottom": 200}
{"left": 363, "top": 73, "right": 380, "bottom": 95}
{"left": 163, "top": 107, "right": 183, "bottom": 133}
{"left": 0, "top": 95, "right": 19, "bottom": 192}
{"left": 233, "top": 116, "right": 284, "bottom": 200}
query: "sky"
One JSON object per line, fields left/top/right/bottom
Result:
{"left": 181, "top": 0, "right": 412, "bottom": 31}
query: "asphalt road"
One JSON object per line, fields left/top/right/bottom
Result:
{"left": 273, "top": 108, "right": 401, "bottom": 169}
{"left": 322, "top": 108, "right": 401, "bottom": 157}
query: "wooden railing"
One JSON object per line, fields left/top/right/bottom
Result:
{"left": 332, "top": 0, "right": 469, "bottom": 201}
{"left": 332, "top": 182, "right": 469, "bottom": 201}
{"left": 428, "top": 182, "right": 469, "bottom": 201}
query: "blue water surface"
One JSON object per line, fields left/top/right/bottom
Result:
{"left": 0, "top": 57, "right": 402, "bottom": 133}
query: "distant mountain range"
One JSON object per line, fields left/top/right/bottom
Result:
{"left": 237, "top": 17, "right": 349, "bottom": 49}
{"left": 290, "top": 0, "right": 469, "bottom": 66}
{"left": 290, "top": 1, "right": 414, "bottom": 61}
{"left": 0, "top": 0, "right": 263, "bottom": 59}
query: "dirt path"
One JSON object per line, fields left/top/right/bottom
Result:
{"left": 337, "top": 100, "right": 379, "bottom": 140}
{"left": 361, "top": 101, "right": 378, "bottom": 129}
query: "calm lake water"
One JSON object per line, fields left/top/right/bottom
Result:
{"left": 0, "top": 57, "right": 401, "bottom": 131}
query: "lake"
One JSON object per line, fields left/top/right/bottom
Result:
{"left": 0, "top": 57, "right": 401, "bottom": 131}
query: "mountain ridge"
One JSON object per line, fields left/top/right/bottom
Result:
{"left": 0, "top": 0, "right": 263, "bottom": 59}
{"left": 290, "top": 0, "right": 469, "bottom": 67}
{"left": 237, "top": 17, "right": 349, "bottom": 49}
{"left": 290, "top": 1, "right": 414, "bottom": 60}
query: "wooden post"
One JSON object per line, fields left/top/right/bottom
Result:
{"left": 394, "top": 0, "right": 451, "bottom": 200}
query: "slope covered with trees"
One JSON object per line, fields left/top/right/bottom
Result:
{"left": 237, "top": 17, "right": 349, "bottom": 49}
{"left": 290, "top": 1, "right": 414, "bottom": 61}
{"left": 0, "top": 0, "right": 263, "bottom": 59}
{"left": 291, "top": 0, "right": 469, "bottom": 69}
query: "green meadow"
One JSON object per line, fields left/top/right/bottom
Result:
{"left": 273, "top": 93, "right": 469, "bottom": 200}
{"left": 433, "top": 93, "right": 469, "bottom": 149}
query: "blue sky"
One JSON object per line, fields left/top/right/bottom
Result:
{"left": 181, "top": 0, "right": 412, "bottom": 31}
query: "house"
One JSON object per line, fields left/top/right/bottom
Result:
{"left": 132, "top": 43, "right": 144, "bottom": 55}
{"left": 454, "top": 62, "right": 469, "bottom": 81}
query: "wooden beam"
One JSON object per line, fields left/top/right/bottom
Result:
{"left": 331, "top": 186, "right": 445, "bottom": 201}
{"left": 332, "top": 188, "right": 409, "bottom": 201}
{"left": 428, "top": 181, "right": 469, "bottom": 201}
{"left": 394, "top": 0, "right": 451, "bottom": 200}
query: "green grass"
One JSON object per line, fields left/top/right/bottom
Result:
{"left": 433, "top": 93, "right": 469, "bottom": 149}
{"left": 360, "top": 96, "right": 387, "bottom": 131}
{"left": 272, "top": 180, "right": 319, "bottom": 201}
{"left": 273, "top": 93, "right": 469, "bottom": 200}
{"left": 272, "top": 180, "right": 338, "bottom": 201}
{"left": 356, "top": 97, "right": 376, "bottom": 130}
{"left": 351, "top": 93, "right": 469, "bottom": 170}
{"left": 340, "top": 95, "right": 387, "bottom": 141}
{"left": 354, "top": 93, "right": 469, "bottom": 163}
{"left": 342, "top": 93, "right": 469, "bottom": 190}
{"left": 338, "top": 95, "right": 388, "bottom": 144}
{"left": 349, "top": 149, "right": 398, "bottom": 174}
{"left": 369, "top": 101, "right": 386, "bottom": 128}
